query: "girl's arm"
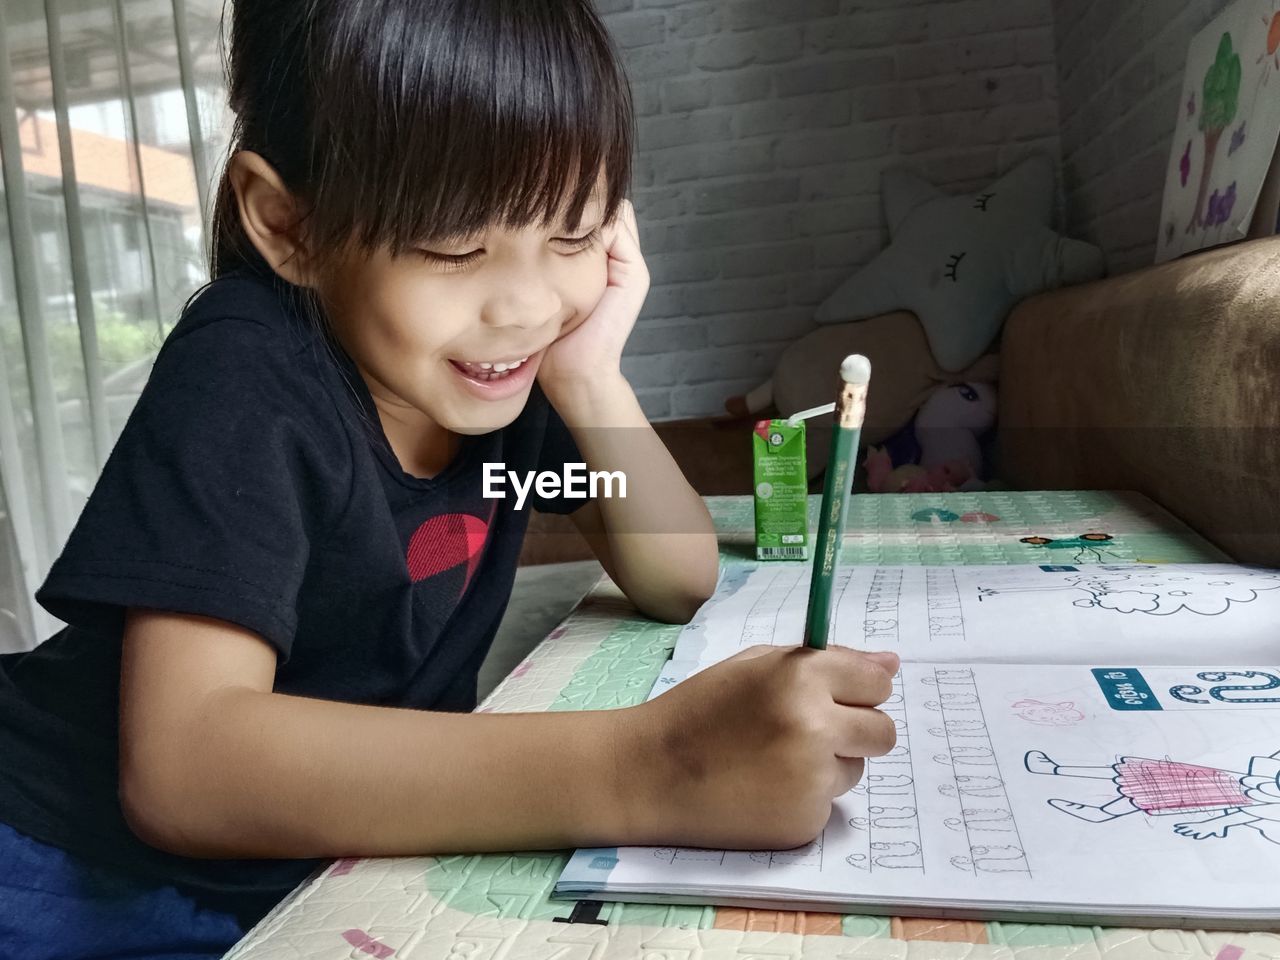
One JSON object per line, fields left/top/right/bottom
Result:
{"left": 120, "top": 609, "right": 628, "bottom": 858}
{"left": 538, "top": 201, "right": 718, "bottom": 623}
{"left": 558, "top": 375, "right": 719, "bottom": 625}
{"left": 119, "top": 609, "right": 899, "bottom": 860}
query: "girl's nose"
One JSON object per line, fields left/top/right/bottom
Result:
{"left": 481, "top": 269, "right": 562, "bottom": 330}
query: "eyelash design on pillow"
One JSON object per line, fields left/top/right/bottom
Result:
{"left": 973, "top": 193, "right": 995, "bottom": 211}
{"left": 945, "top": 252, "right": 966, "bottom": 282}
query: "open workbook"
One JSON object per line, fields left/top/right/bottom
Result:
{"left": 555, "top": 563, "right": 1280, "bottom": 929}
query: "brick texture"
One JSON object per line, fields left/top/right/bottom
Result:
{"left": 601, "top": 0, "right": 1062, "bottom": 419}
{"left": 1051, "top": 0, "right": 1238, "bottom": 275}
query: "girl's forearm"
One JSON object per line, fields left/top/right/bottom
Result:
{"left": 550, "top": 374, "right": 719, "bottom": 622}
{"left": 131, "top": 688, "right": 641, "bottom": 860}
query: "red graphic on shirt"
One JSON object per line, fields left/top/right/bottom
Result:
{"left": 405, "top": 512, "right": 490, "bottom": 592}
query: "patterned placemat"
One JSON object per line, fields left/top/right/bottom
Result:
{"left": 228, "top": 492, "right": 1276, "bottom": 960}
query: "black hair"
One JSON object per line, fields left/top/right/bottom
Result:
{"left": 210, "top": 0, "right": 634, "bottom": 278}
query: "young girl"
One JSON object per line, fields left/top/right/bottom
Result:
{"left": 0, "top": 1, "right": 899, "bottom": 955}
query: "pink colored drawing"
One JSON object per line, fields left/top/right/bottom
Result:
{"left": 343, "top": 929, "right": 395, "bottom": 958}
{"left": 1012, "top": 699, "right": 1084, "bottom": 726}
{"left": 548, "top": 626, "right": 568, "bottom": 640}
{"left": 330, "top": 857, "right": 362, "bottom": 877}
{"left": 1215, "top": 945, "right": 1245, "bottom": 960}
{"left": 1025, "top": 748, "right": 1280, "bottom": 845}
{"left": 510, "top": 660, "right": 533, "bottom": 678}
{"left": 959, "top": 512, "right": 1000, "bottom": 524}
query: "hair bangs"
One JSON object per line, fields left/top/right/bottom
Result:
{"left": 302, "top": 0, "right": 634, "bottom": 260}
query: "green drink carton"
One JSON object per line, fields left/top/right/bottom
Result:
{"left": 753, "top": 418, "right": 809, "bottom": 560}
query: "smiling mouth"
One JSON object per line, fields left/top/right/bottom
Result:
{"left": 449, "top": 355, "right": 532, "bottom": 382}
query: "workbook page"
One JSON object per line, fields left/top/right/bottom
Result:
{"left": 558, "top": 661, "right": 1280, "bottom": 923}
{"left": 673, "top": 563, "right": 1280, "bottom": 666}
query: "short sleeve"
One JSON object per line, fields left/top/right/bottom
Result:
{"left": 35, "top": 316, "right": 343, "bottom": 662}
{"left": 530, "top": 388, "right": 591, "bottom": 515}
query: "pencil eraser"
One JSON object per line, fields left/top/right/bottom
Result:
{"left": 839, "top": 354, "right": 871, "bottom": 385}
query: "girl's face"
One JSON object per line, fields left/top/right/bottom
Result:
{"left": 318, "top": 192, "right": 609, "bottom": 448}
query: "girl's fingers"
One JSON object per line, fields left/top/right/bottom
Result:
{"left": 609, "top": 199, "right": 641, "bottom": 258}
{"left": 814, "top": 650, "right": 896, "bottom": 708}
{"left": 834, "top": 705, "right": 898, "bottom": 760}
{"left": 622, "top": 199, "right": 641, "bottom": 251}
{"left": 610, "top": 206, "right": 641, "bottom": 260}
{"left": 833, "top": 756, "right": 865, "bottom": 797}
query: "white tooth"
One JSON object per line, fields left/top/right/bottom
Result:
{"left": 479, "top": 362, "right": 493, "bottom": 369}
{"left": 518, "top": 356, "right": 528, "bottom": 363}
{"left": 493, "top": 362, "right": 509, "bottom": 372}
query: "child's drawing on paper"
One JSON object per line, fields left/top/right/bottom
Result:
{"left": 1011, "top": 699, "right": 1084, "bottom": 726}
{"left": 977, "top": 567, "right": 1280, "bottom": 616}
{"left": 1156, "top": 0, "right": 1280, "bottom": 262}
{"left": 1019, "top": 533, "right": 1121, "bottom": 563}
{"left": 1258, "top": 2, "right": 1280, "bottom": 87}
{"left": 1025, "top": 750, "right": 1280, "bottom": 844}
{"left": 1187, "top": 33, "right": 1242, "bottom": 234}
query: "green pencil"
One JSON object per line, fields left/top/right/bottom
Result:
{"left": 803, "top": 354, "right": 872, "bottom": 649}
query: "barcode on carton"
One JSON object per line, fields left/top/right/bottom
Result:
{"left": 757, "top": 546, "right": 807, "bottom": 560}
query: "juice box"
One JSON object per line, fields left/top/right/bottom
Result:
{"left": 753, "top": 418, "right": 809, "bottom": 560}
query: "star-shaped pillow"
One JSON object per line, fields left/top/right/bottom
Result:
{"left": 814, "top": 154, "right": 1106, "bottom": 372}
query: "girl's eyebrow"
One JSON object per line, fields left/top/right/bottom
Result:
{"left": 559, "top": 196, "right": 606, "bottom": 232}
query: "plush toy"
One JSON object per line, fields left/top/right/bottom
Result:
{"left": 813, "top": 154, "right": 1106, "bottom": 372}
{"left": 864, "top": 451, "right": 973, "bottom": 494}
{"left": 724, "top": 155, "right": 1104, "bottom": 423}
{"left": 864, "top": 382, "right": 997, "bottom": 494}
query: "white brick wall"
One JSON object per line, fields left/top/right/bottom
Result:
{"left": 1051, "top": 0, "right": 1237, "bottom": 275}
{"left": 602, "top": 0, "right": 1062, "bottom": 420}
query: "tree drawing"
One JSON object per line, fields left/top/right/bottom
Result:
{"left": 1187, "top": 32, "right": 1242, "bottom": 233}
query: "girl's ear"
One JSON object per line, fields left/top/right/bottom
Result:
{"left": 228, "top": 151, "right": 314, "bottom": 286}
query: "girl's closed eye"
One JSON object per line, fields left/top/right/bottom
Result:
{"left": 556, "top": 225, "right": 603, "bottom": 252}
{"left": 415, "top": 226, "right": 602, "bottom": 271}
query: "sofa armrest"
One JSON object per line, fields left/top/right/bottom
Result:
{"left": 997, "top": 236, "right": 1280, "bottom": 564}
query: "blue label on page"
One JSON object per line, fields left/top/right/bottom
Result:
{"left": 1092, "top": 667, "right": 1162, "bottom": 710}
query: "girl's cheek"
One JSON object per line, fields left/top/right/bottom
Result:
{"left": 562, "top": 256, "right": 608, "bottom": 321}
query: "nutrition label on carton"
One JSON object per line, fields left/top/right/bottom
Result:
{"left": 753, "top": 419, "right": 809, "bottom": 560}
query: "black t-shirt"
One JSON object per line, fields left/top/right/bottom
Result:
{"left": 0, "top": 268, "right": 587, "bottom": 926}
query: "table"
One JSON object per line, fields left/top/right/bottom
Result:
{"left": 228, "top": 491, "right": 1280, "bottom": 960}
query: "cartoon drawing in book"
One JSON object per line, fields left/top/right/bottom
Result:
{"left": 1025, "top": 749, "right": 1280, "bottom": 844}
{"left": 1011, "top": 699, "right": 1085, "bottom": 726}
{"left": 977, "top": 565, "right": 1280, "bottom": 615}
{"left": 1019, "top": 532, "right": 1122, "bottom": 563}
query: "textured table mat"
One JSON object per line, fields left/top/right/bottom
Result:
{"left": 228, "top": 491, "right": 1280, "bottom": 960}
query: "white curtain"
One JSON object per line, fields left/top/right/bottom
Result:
{"left": 0, "top": 0, "right": 230, "bottom": 651}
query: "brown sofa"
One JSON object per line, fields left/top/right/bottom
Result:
{"left": 999, "top": 236, "right": 1280, "bottom": 565}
